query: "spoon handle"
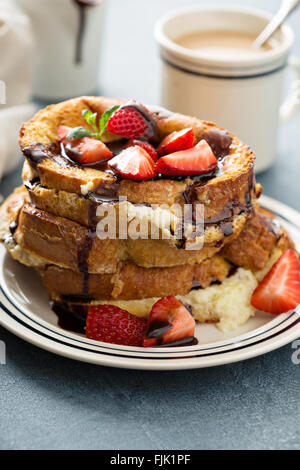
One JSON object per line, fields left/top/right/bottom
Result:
{"left": 252, "top": 0, "right": 300, "bottom": 49}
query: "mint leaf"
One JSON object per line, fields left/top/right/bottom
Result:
{"left": 82, "top": 109, "right": 98, "bottom": 133}
{"left": 66, "top": 126, "right": 95, "bottom": 140}
{"left": 99, "top": 105, "right": 120, "bottom": 136}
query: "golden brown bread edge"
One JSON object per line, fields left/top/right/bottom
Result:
{"left": 23, "top": 163, "right": 253, "bottom": 248}
{"left": 0, "top": 186, "right": 243, "bottom": 273}
{"left": 0, "top": 189, "right": 296, "bottom": 301}
{"left": 19, "top": 96, "right": 259, "bottom": 225}
{"left": 38, "top": 211, "right": 295, "bottom": 301}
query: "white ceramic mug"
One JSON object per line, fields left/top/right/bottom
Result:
{"left": 155, "top": 5, "right": 300, "bottom": 173}
{"left": 14, "top": 0, "right": 106, "bottom": 101}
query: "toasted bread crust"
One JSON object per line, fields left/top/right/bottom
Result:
{"left": 222, "top": 207, "right": 295, "bottom": 271}
{"left": 1, "top": 187, "right": 232, "bottom": 272}
{"left": 38, "top": 256, "right": 231, "bottom": 302}
{"left": 1, "top": 188, "right": 296, "bottom": 302}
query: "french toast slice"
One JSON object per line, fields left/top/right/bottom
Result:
{"left": 0, "top": 187, "right": 295, "bottom": 301}
{"left": 35, "top": 210, "right": 296, "bottom": 302}
{"left": 1, "top": 187, "right": 251, "bottom": 273}
{"left": 20, "top": 97, "right": 259, "bottom": 246}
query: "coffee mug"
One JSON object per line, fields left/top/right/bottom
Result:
{"left": 155, "top": 5, "right": 300, "bottom": 173}
{"left": 15, "top": 0, "right": 106, "bottom": 100}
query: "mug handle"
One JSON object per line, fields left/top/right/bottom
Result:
{"left": 280, "top": 55, "right": 300, "bottom": 121}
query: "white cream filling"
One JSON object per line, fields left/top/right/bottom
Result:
{"left": 80, "top": 181, "right": 95, "bottom": 196}
{"left": 96, "top": 268, "right": 258, "bottom": 332}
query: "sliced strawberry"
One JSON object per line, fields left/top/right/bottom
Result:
{"left": 86, "top": 305, "right": 147, "bottom": 347}
{"left": 108, "top": 145, "right": 156, "bottom": 181}
{"left": 127, "top": 139, "right": 158, "bottom": 162}
{"left": 64, "top": 137, "right": 113, "bottom": 164}
{"left": 156, "top": 139, "right": 218, "bottom": 176}
{"left": 143, "top": 296, "right": 195, "bottom": 347}
{"left": 106, "top": 103, "right": 152, "bottom": 139}
{"left": 251, "top": 249, "right": 300, "bottom": 314}
{"left": 58, "top": 125, "right": 72, "bottom": 141}
{"left": 158, "top": 128, "right": 195, "bottom": 155}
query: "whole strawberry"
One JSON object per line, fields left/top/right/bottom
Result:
{"left": 106, "top": 102, "right": 155, "bottom": 139}
{"left": 86, "top": 305, "right": 147, "bottom": 347}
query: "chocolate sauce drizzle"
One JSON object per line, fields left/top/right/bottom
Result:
{"left": 73, "top": 0, "right": 102, "bottom": 64}
{"left": 145, "top": 316, "right": 198, "bottom": 347}
{"left": 51, "top": 301, "right": 87, "bottom": 334}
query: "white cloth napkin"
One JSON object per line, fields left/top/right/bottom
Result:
{"left": 0, "top": 103, "right": 36, "bottom": 178}
{"left": 0, "top": 1, "right": 35, "bottom": 184}
{"left": 0, "top": 1, "right": 35, "bottom": 108}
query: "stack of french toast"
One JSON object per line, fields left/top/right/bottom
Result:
{"left": 0, "top": 97, "right": 299, "bottom": 346}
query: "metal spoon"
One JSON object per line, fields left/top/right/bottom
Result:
{"left": 252, "top": 0, "right": 300, "bottom": 49}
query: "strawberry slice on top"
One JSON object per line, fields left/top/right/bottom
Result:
{"left": 58, "top": 125, "right": 72, "bottom": 141}
{"left": 158, "top": 128, "right": 195, "bottom": 155}
{"left": 143, "top": 296, "right": 196, "bottom": 347}
{"left": 58, "top": 125, "right": 113, "bottom": 164}
{"left": 108, "top": 145, "right": 156, "bottom": 181}
{"left": 86, "top": 305, "right": 147, "bottom": 347}
{"left": 127, "top": 139, "right": 158, "bottom": 162}
{"left": 156, "top": 139, "right": 218, "bottom": 177}
{"left": 251, "top": 249, "right": 300, "bottom": 314}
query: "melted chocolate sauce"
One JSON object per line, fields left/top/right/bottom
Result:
{"left": 200, "top": 127, "right": 233, "bottom": 159}
{"left": 145, "top": 320, "right": 172, "bottom": 339}
{"left": 51, "top": 301, "right": 87, "bottom": 334}
{"left": 153, "top": 337, "right": 199, "bottom": 347}
{"left": 77, "top": 229, "right": 96, "bottom": 296}
{"left": 73, "top": 0, "right": 101, "bottom": 64}
{"left": 106, "top": 139, "right": 129, "bottom": 156}
{"left": 24, "top": 177, "right": 40, "bottom": 190}
{"left": 191, "top": 276, "right": 222, "bottom": 291}
{"left": 191, "top": 279, "right": 203, "bottom": 290}
{"left": 60, "top": 294, "right": 95, "bottom": 303}
{"left": 183, "top": 303, "right": 194, "bottom": 316}
{"left": 260, "top": 213, "right": 282, "bottom": 240}
{"left": 144, "top": 308, "right": 198, "bottom": 347}
{"left": 221, "top": 221, "right": 234, "bottom": 237}
{"left": 23, "top": 142, "right": 76, "bottom": 170}
{"left": 3, "top": 206, "right": 23, "bottom": 245}
{"left": 9, "top": 219, "right": 19, "bottom": 236}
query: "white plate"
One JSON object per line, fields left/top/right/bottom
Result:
{"left": 0, "top": 195, "right": 299, "bottom": 370}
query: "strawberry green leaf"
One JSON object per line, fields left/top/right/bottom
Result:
{"left": 66, "top": 126, "right": 95, "bottom": 140}
{"left": 82, "top": 109, "right": 98, "bottom": 133}
{"left": 99, "top": 105, "right": 120, "bottom": 136}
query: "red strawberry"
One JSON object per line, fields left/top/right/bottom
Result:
{"left": 127, "top": 139, "right": 158, "bottom": 162}
{"left": 108, "top": 145, "right": 156, "bottom": 181}
{"left": 58, "top": 125, "right": 113, "bottom": 164}
{"left": 158, "top": 128, "right": 195, "bottom": 155}
{"left": 156, "top": 139, "right": 218, "bottom": 176}
{"left": 143, "top": 296, "right": 195, "bottom": 347}
{"left": 64, "top": 137, "right": 113, "bottom": 164}
{"left": 106, "top": 104, "right": 151, "bottom": 139}
{"left": 251, "top": 250, "right": 300, "bottom": 314}
{"left": 86, "top": 305, "right": 147, "bottom": 347}
{"left": 58, "top": 125, "right": 72, "bottom": 141}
